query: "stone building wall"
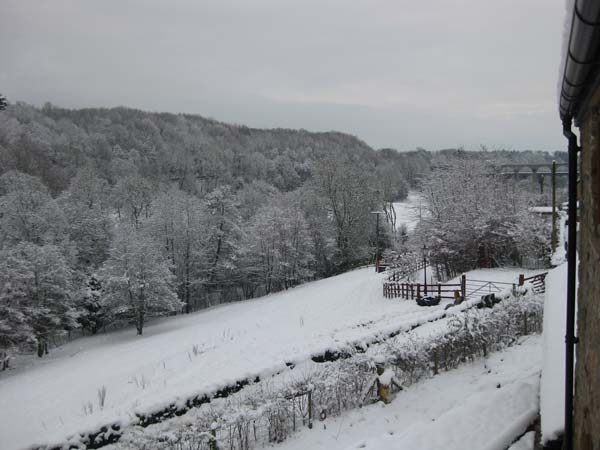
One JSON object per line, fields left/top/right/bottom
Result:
{"left": 573, "top": 89, "right": 600, "bottom": 450}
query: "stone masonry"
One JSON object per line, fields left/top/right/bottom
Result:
{"left": 573, "top": 87, "right": 600, "bottom": 450}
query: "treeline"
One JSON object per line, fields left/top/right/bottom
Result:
{"left": 0, "top": 102, "right": 429, "bottom": 197}
{"left": 0, "top": 102, "right": 428, "bottom": 356}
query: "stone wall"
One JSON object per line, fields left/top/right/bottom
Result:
{"left": 573, "top": 89, "right": 600, "bottom": 450}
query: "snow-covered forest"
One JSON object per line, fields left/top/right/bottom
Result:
{"left": 0, "top": 102, "right": 564, "bottom": 356}
{"left": 0, "top": 101, "right": 566, "bottom": 450}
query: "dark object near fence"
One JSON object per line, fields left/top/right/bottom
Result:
{"left": 478, "top": 293, "right": 500, "bottom": 309}
{"left": 416, "top": 296, "right": 441, "bottom": 307}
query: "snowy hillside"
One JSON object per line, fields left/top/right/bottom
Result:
{"left": 0, "top": 266, "right": 538, "bottom": 450}
{"left": 0, "top": 268, "right": 431, "bottom": 449}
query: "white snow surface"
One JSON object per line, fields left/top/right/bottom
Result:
{"left": 540, "top": 262, "right": 577, "bottom": 443}
{"left": 551, "top": 211, "right": 567, "bottom": 266}
{"left": 258, "top": 336, "right": 542, "bottom": 450}
{"left": 392, "top": 191, "right": 423, "bottom": 232}
{"left": 377, "top": 369, "right": 394, "bottom": 386}
{"left": 529, "top": 206, "right": 553, "bottom": 214}
{"left": 508, "top": 431, "right": 535, "bottom": 450}
{"left": 0, "top": 266, "right": 538, "bottom": 450}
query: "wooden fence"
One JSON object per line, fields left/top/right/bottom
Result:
{"left": 463, "top": 279, "right": 515, "bottom": 298}
{"left": 520, "top": 272, "right": 548, "bottom": 294}
{"left": 384, "top": 275, "right": 466, "bottom": 300}
{"left": 386, "top": 260, "right": 427, "bottom": 282}
{"left": 384, "top": 272, "right": 548, "bottom": 300}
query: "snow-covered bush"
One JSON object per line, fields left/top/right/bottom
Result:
{"left": 385, "top": 289, "right": 543, "bottom": 385}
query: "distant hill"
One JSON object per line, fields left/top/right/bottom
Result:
{"left": 0, "top": 103, "right": 430, "bottom": 197}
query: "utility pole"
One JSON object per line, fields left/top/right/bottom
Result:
{"left": 375, "top": 212, "right": 380, "bottom": 270}
{"left": 370, "top": 211, "right": 384, "bottom": 272}
{"left": 422, "top": 244, "right": 428, "bottom": 295}
{"left": 551, "top": 160, "right": 558, "bottom": 251}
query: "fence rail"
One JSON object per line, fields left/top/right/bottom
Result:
{"left": 386, "top": 260, "right": 427, "bottom": 282}
{"left": 383, "top": 275, "right": 466, "bottom": 300}
{"left": 521, "top": 272, "right": 548, "bottom": 294}
{"left": 464, "top": 279, "right": 515, "bottom": 299}
{"left": 384, "top": 272, "right": 548, "bottom": 300}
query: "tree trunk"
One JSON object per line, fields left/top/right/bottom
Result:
{"left": 37, "top": 338, "right": 45, "bottom": 358}
{"left": 137, "top": 309, "right": 144, "bottom": 335}
{"left": 185, "top": 244, "right": 191, "bottom": 314}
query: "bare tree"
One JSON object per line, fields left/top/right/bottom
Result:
{"left": 100, "top": 225, "right": 182, "bottom": 335}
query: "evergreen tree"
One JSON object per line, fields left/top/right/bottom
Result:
{"left": 75, "top": 274, "right": 106, "bottom": 335}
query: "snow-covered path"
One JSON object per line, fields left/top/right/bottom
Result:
{"left": 540, "top": 262, "right": 573, "bottom": 444}
{"left": 264, "top": 336, "right": 542, "bottom": 450}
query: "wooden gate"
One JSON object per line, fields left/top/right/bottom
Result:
{"left": 383, "top": 275, "right": 465, "bottom": 300}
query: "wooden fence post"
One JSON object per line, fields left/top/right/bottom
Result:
{"left": 209, "top": 426, "right": 217, "bottom": 450}
{"left": 438, "top": 283, "right": 441, "bottom": 297}
{"left": 518, "top": 274, "right": 525, "bottom": 286}
{"left": 308, "top": 389, "right": 313, "bottom": 429}
{"left": 417, "top": 284, "right": 421, "bottom": 299}
{"left": 461, "top": 275, "right": 466, "bottom": 300}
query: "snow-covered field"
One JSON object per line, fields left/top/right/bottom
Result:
{"left": 392, "top": 191, "right": 423, "bottom": 231}
{"left": 261, "top": 336, "right": 542, "bottom": 450}
{"left": 0, "top": 266, "right": 540, "bottom": 450}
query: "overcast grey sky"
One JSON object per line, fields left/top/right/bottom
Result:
{"left": 1, "top": 0, "right": 566, "bottom": 151}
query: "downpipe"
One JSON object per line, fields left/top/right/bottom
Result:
{"left": 561, "top": 117, "right": 580, "bottom": 450}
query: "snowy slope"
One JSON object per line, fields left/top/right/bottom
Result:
{"left": 259, "top": 336, "right": 542, "bottom": 450}
{"left": 0, "top": 267, "right": 450, "bottom": 450}
{"left": 0, "top": 266, "right": 538, "bottom": 450}
{"left": 392, "top": 191, "right": 423, "bottom": 232}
